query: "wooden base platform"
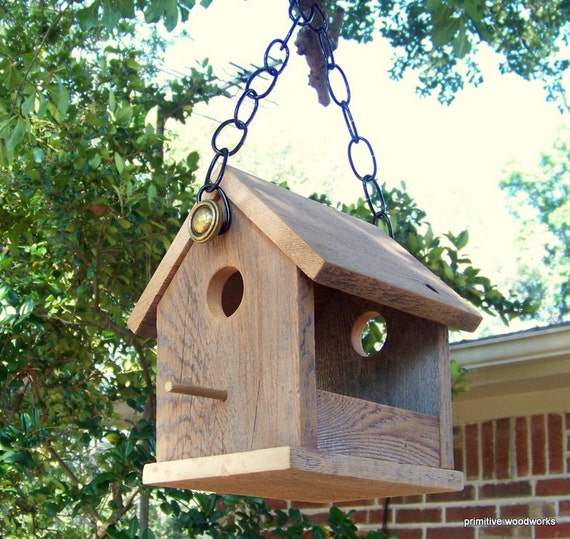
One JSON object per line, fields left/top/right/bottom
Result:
{"left": 143, "top": 446, "right": 464, "bottom": 502}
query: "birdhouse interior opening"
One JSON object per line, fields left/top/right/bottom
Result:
{"left": 207, "top": 266, "right": 244, "bottom": 318}
{"left": 350, "top": 310, "right": 388, "bottom": 357}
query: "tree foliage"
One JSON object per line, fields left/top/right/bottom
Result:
{"left": 0, "top": 1, "right": 215, "bottom": 536}
{"left": 311, "top": 184, "right": 536, "bottom": 326}
{"left": 336, "top": 0, "right": 570, "bottom": 108}
{"left": 500, "top": 128, "right": 570, "bottom": 323}
{"left": 0, "top": 0, "right": 549, "bottom": 537}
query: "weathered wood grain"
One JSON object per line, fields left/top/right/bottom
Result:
{"left": 130, "top": 166, "right": 466, "bottom": 500}
{"left": 316, "top": 390, "right": 440, "bottom": 467}
{"left": 314, "top": 289, "right": 444, "bottom": 414}
{"left": 156, "top": 205, "right": 317, "bottom": 462}
{"left": 128, "top": 211, "right": 193, "bottom": 338}
{"left": 165, "top": 380, "right": 227, "bottom": 401}
{"left": 143, "top": 446, "right": 463, "bottom": 502}
{"left": 220, "top": 167, "right": 481, "bottom": 332}
{"left": 128, "top": 166, "right": 482, "bottom": 338}
{"left": 437, "top": 328, "right": 455, "bottom": 469}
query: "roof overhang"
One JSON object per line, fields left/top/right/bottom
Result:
{"left": 128, "top": 167, "right": 482, "bottom": 338}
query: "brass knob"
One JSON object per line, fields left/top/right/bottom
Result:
{"left": 188, "top": 199, "right": 224, "bottom": 243}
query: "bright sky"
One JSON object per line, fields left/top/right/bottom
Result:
{"left": 163, "top": 0, "right": 568, "bottom": 339}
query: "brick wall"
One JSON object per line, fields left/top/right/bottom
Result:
{"left": 289, "top": 412, "right": 570, "bottom": 538}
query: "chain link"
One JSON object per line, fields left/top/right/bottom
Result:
{"left": 198, "top": 14, "right": 299, "bottom": 234}
{"left": 197, "top": 0, "right": 393, "bottom": 238}
{"left": 290, "top": 0, "right": 394, "bottom": 236}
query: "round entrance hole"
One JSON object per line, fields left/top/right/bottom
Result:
{"left": 351, "top": 311, "right": 388, "bottom": 357}
{"left": 207, "top": 267, "right": 244, "bottom": 318}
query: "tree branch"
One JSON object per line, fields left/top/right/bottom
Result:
{"left": 11, "top": 3, "right": 70, "bottom": 114}
{"left": 95, "top": 486, "right": 141, "bottom": 539}
{"left": 295, "top": 2, "right": 344, "bottom": 106}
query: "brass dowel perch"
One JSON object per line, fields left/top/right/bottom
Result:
{"left": 165, "top": 381, "right": 227, "bottom": 402}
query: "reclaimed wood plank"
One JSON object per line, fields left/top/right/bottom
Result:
{"left": 143, "top": 446, "right": 463, "bottom": 502}
{"left": 316, "top": 390, "right": 440, "bottom": 467}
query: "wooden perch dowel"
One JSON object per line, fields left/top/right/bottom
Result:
{"left": 165, "top": 381, "right": 227, "bottom": 402}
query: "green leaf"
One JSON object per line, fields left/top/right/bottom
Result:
{"left": 108, "top": 90, "right": 116, "bottom": 112}
{"left": 18, "top": 298, "right": 34, "bottom": 318}
{"left": 123, "top": 440, "right": 134, "bottom": 457}
{"left": 116, "top": 0, "right": 135, "bottom": 18}
{"left": 36, "top": 95, "right": 48, "bottom": 118}
{"left": 6, "top": 118, "right": 27, "bottom": 152}
{"left": 31, "top": 408, "right": 41, "bottom": 428}
{"left": 328, "top": 506, "right": 346, "bottom": 525}
{"left": 128, "top": 515, "right": 139, "bottom": 538}
{"left": 3, "top": 63, "right": 22, "bottom": 90}
{"left": 163, "top": 0, "right": 179, "bottom": 31}
{"left": 57, "top": 85, "right": 70, "bottom": 116}
{"left": 125, "top": 58, "right": 142, "bottom": 70}
{"left": 311, "top": 526, "right": 326, "bottom": 539}
{"left": 0, "top": 117, "right": 13, "bottom": 138}
{"left": 424, "top": 225, "right": 434, "bottom": 247}
{"left": 147, "top": 183, "right": 157, "bottom": 204}
{"left": 186, "top": 150, "right": 199, "bottom": 169}
{"left": 76, "top": 0, "right": 100, "bottom": 31}
{"left": 443, "top": 264, "right": 454, "bottom": 280}
{"left": 101, "top": 0, "right": 122, "bottom": 28}
{"left": 144, "top": 0, "right": 178, "bottom": 30}
{"left": 464, "top": 0, "right": 485, "bottom": 24}
{"left": 0, "top": 284, "right": 9, "bottom": 301}
{"left": 89, "top": 471, "right": 119, "bottom": 485}
{"left": 47, "top": 102, "right": 63, "bottom": 123}
{"left": 426, "top": 0, "right": 442, "bottom": 11}
{"left": 114, "top": 152, "right": 124, "bottom": 174}
{"left": 178, "top": 0, "right": 195, "bottom": 22}
{"left": 115, "top": 103, "right": 133, "bottom": 125}
{"left": 406, "top": 232, "right": 420, "bottom": 253}
{"left": 453, "top": 27, "right": 471, "bottom": 58}
{"left": 20, "top": 413, "right": 32, "bottom": 433}
{"left": 88, "top": 152, "right": 101, "bottom": 169}
{"left": 1, "top": 449, "right": 34, "bottom": 468}
{"left": 127, "top": 73, "right": 145, "bottom": 91}
{"left": 455, "top": 229, "right": 469, "bottom": 250}
{"left": 143, "top": 0, "right": 163, "bottom": 23}
{"left": 431, "top": 6, "right": 459, "bottom": 48}
{"left": 85, "top": 112, "right": 104, "bottom": 128}
{"left": 21, "top": 93, "right": 36, "bottom": 115}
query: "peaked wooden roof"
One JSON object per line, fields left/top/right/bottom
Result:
{"left": 128, "top": 166, "right": 482, "bottom": 338}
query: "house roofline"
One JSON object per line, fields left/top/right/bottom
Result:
{"left": 451, "top": 321, "right": 570, "bottom": 369}
{"left": 451, "top": 322, "right": 570, "bottom": 424}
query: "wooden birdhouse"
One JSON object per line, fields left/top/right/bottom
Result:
{"left": 128, "top": 166, "right": 482, "bottom": 502}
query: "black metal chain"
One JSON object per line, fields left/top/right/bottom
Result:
{"left": 290, "top": 0, "right": 394, "bottom": 237}
{"left": 198, "top": 0, "right": 393, "bottom": 238}
{"left": 198, "top": 13, "right": 300, "bottom": 234}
